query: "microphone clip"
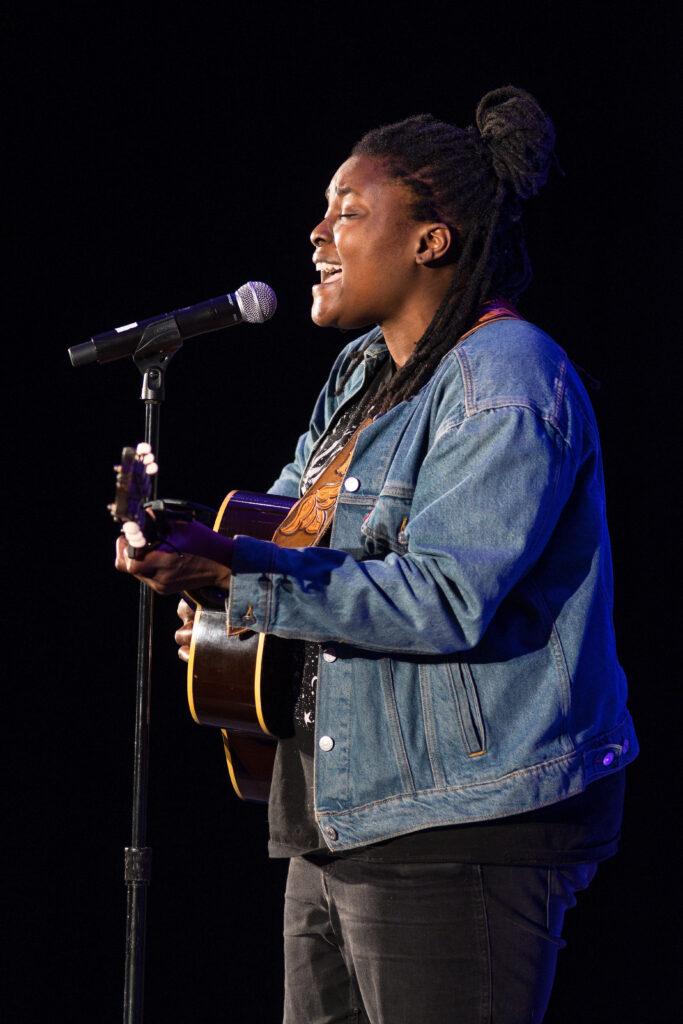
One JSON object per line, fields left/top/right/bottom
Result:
{"left": 133, "top": 316, "right": 183, "bottom": 402}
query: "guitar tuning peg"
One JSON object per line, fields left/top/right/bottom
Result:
{"left": 123, "top": 521, "right": 142, "bottom": 535}
{"left": 136, "top": 442, "right": 152, "bottom": 455}
{"left": 123, "top": 522, "right": 146, "bottom": 548}
{"left": 145, "top": 462, "right": 159, "bottom": 475}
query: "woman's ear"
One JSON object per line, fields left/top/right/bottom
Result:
{"left": 415, "top": 223, "right": 453, "bottom": 265}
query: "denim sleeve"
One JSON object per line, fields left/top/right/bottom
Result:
{"left": 228, "top": 403, "right": 575, "bottom": 655}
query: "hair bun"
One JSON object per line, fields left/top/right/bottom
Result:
{"left": 475, "top": 86, "right": 556, "bottom": 199}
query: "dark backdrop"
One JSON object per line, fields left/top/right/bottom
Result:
{"left": 5, "top": 4, "right": 677, "bottom": 1021}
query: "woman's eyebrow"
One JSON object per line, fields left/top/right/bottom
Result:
{"left": 324, "top": 185, "right": 361, "bottom": 200}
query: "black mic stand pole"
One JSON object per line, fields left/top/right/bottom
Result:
{"left": 123, "top": 318, "right": 182, "bottom": 1024}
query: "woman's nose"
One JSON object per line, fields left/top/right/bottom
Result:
{"left": 310, "top": 217, "right": 332, "bottom": 247}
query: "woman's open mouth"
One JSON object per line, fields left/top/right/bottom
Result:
{"left": 316, "top": 262, "right": 343, "bottom": 285}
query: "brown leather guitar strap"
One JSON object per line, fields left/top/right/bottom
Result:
{"left": 270, "top": 416, "right": 374, "bottom": 549}
{"left": 270, "top": 301, "right": 524, "bottom": 550}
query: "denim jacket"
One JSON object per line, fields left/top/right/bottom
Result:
{"left": 227, "top": 320, "right": 638, "bottom": 851}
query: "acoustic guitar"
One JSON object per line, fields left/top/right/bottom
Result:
{"left": 111, "top": 424, "right": 362, "bottom": 802}
{"left": 110, "top": 445, "right": 300, "bottom": 803}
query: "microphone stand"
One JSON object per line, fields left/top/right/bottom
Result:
{"left": 122, "top": 318, "right": 182, "bottom": 1024}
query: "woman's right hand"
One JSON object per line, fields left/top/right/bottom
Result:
{"left": 175, "top": 599, "right": 196, "bottom": 663}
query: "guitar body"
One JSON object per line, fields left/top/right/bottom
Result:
{"left": 187, "top": 491, "right": 300, "bottom": 803}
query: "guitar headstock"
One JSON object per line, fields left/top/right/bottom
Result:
{"left": 109, "top": 443, "right": 158, "bottom": 551}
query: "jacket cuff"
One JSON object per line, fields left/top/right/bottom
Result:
{"left": 227, "top": 534, "right": 278, "bottom": 631}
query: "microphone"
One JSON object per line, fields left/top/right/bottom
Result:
{"left": 68, "top": 281, "right": 277, "bottom": 367}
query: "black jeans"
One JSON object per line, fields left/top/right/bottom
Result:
{"left": 283, "top": 855, "right": 597, "bottom": 1024}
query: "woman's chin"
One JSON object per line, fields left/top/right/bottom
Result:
{"left": 311, "top": 293, "right": 340, "bottom": 327}
{"left": 311, "top": 297, "right": 373, "bottom": 332}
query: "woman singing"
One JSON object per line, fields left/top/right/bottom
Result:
{"left": 117, "top": 86, "right": 638, "bottom": 1023}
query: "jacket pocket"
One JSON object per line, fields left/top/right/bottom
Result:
{"left": 360, "top": 493, "right": 413, "bottom": 556}
{"left": 448, "top": 660, "right": 487, "bottom": 758}
{"left": 379, "top": 659, "right": 417, "bottom": 792}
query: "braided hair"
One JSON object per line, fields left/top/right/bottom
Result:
{"left": 340, "top": 86, "right": 557, "bottom": 413}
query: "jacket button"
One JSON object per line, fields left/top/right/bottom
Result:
{"left": 319, "top": 735, "right": 334, "bottom": 751}
{"left": 322, "top": 647, "right": 337, "bottom": 663}
{"left": 324, "top": 826, "right": 338, "bottom": 841}
{"left": 344, "top": 476, "right": 360, "bottom": 492}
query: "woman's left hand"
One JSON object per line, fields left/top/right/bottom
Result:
{"left": 115, "top": 520, "right": 233, "bottom": 596}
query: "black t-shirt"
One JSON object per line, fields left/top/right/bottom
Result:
{"left": 267, "top": 357, "right": 625, "bottom": 864}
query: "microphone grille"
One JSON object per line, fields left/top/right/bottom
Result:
{"left": 235, "top": 281, "right": 278, "bottom": 324}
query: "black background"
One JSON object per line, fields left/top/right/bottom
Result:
{"left": 5, "top": 3, "right": 678, "bottom": 1021}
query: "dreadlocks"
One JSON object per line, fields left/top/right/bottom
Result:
{"left": 339, "top": 86, "right": 557, "bottom": 413}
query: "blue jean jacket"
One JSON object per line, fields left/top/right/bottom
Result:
{"left": 228, "top": 320, "right": 638, "bottom": 851}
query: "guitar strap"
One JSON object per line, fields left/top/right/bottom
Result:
{"left": 270, "top": 301, "right": 524, "bottom": 550}
{"left": 270, "top": 416, "right": 374, "bottom": 549}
